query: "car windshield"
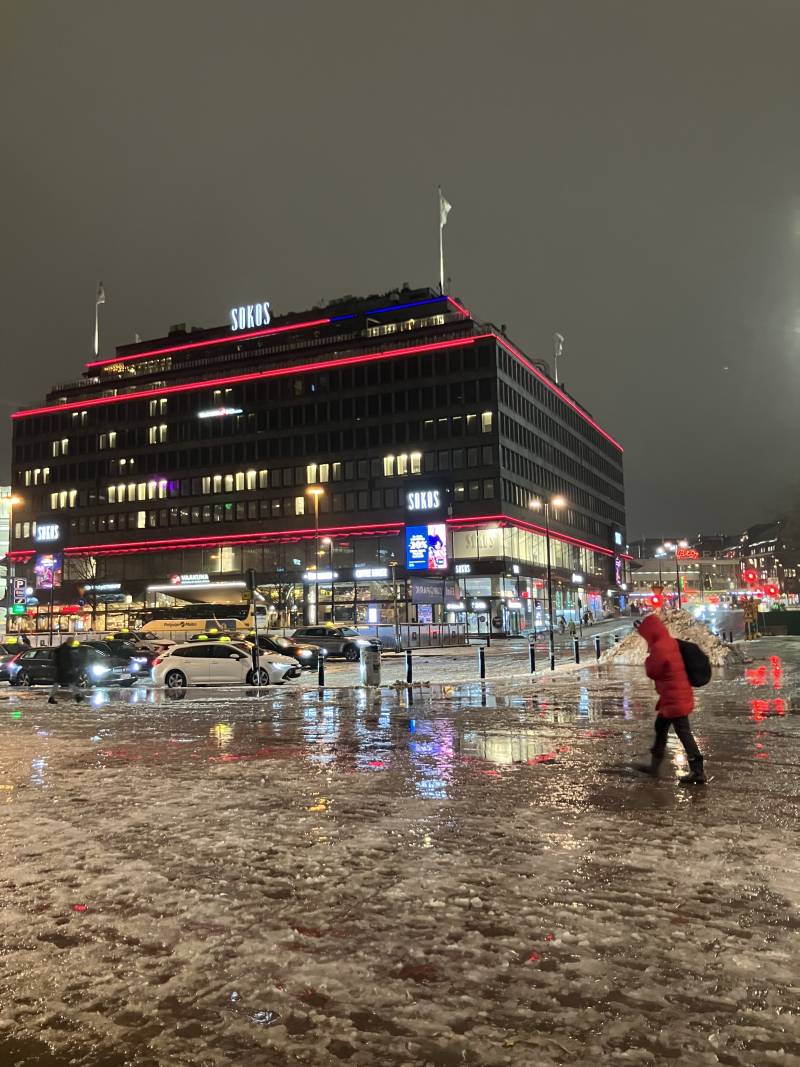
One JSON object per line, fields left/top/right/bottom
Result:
{"left": 339, "top": 628, "right": 361, "bottom": 637}
{"left": 273, "top": 637, "right": 291, "bottom": 649}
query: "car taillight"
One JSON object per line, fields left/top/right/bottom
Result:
{"left": 152, "top": 656, "right": 163, "bottom": 667}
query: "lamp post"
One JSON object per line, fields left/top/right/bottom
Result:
{"left": 306, "top": 487, "right": 324, "bottom": 624}
{"left": 389, "top": 558, "right": 401, "bottom": 651}
{"left": 5, "top": 495, "right": 23, "bottom": 632}
{"left": 530, "top": 495, "right": 566, "bottom": 666}
{"left": 322, "top": 536, "right": 334, "bottom": 622}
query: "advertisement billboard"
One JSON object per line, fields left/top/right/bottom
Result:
{"left": 405, "top": 524, "right": 448, "bottom": 571}
{"left": 34, "top": 552, "right": 62, "bottom": 590}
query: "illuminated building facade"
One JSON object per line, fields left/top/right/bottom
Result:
{"left": 9, "top": 286, "right": 628, "bottom": 636}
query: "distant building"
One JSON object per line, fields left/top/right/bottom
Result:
{"left": 0, "top": 486, "right": 12, "bottom": 629}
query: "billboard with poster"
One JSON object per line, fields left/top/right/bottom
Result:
{"left": 405, "top": 524, "right": 448, "bottom": 571}
{"left": 35, "top": 552, "right": 62, "bottom": 590}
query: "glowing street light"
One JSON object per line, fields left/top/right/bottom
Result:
{"left": 530, "top": 495, "right": 566, "bottom": 668}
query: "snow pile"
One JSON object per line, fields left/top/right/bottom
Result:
{"left": 600, "top": 609, "right": 744, "bottom": 667}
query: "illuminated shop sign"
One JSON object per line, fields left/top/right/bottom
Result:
{"left": 170, "top": 573, "right": 210, "bottom": 585}
{"left": 35, "top": 552, "right": 62, "bottom": 590}
{"left": 406, "top": 489, "right": 442, "bottom": 512}
{"left": 354, "top": 567, "right": 389, "bottom": 580}
{"left": 302, "top": 571, "right": 338, "bottom": 582}
{"left": 405, "top": 524, "right": 448, "bottom": 572}
{"left": 455, "top": 563, "right": 471, "bottom": 575}
{"left": 35, "top": 523, "right": 61, "bottom": 543}
{"left": 197, "top": 407, "right": 243, "bottom": 418}
{"left": 230, "top": 301, "right": 271, "bottom": 331}
{"left": 84, "top": 582, "right": 122, "bottom": 592}
{"left": 446, "top": 602, "right": 465, "bottom": 611}
{"left": 571, "top": 573, "right": 583, "bottom": 584}
{"left": 676, "top": 548, "right": 700, "bottom": 560}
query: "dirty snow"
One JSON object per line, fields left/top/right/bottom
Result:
{"left": 0, "top": 637, "right": 797, "bottom": 1065}
{"left": 600, "top": 609, "right": 745, "bottom": 667}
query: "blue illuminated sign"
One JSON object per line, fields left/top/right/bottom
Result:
{"left": 405, "top": 524, "right": 448, "bottom": 571}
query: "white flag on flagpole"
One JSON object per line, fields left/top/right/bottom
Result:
{"left": 96, "top": 281, "right": 106, "bottom": 306}
{"left": 439, "top": 190, "right": 452, "bottom": 228}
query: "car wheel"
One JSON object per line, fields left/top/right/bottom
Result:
{"left": 246, "top": 667, "right": 270, "bottom": 686}
{"left": 15, "top": 669, "right": 32, "bottom": 687}
{"left": 164, "top": 669, "right": 187, "bottom": 689}
{"left": 343, "top": 644, "right": 360, "bottom": 662}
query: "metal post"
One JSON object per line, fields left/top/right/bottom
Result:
{"left": 545, "top": 504, "right": 555, "bottom": 668}
{"left": 485, "top": 612, "right": 491, "bottom": 647}
{"left": 594, "top": 634, "right": 601, "bottom": 660}
{"left": 529, "top": 641, "right": 536, "bottom": 673}
{"left": 405, "top": 647, "right": 413, "bottom": 685}
{"left": 614, "top": 632, "right": 620, "bottom": 644}
{"left": 314, "top": 494, "right": 320, "bottom": 624}
{"left": 573, "top": 636, "right": 580, "bottom": 664}
{"left": 48, "top": 580, "right": 55, "bottom": 646}
{"left": 317, "top": 653, "right": 325, "bottom": 686}
{"left": 478, "top": 645, "right": 486, "bottom": 679}
{"left": 390, "top": 561, "right": 401, "bottom": 651}
{"left": 328, "top": 540, "right": 334, "bottom": 622}
{"left": 676, "top": 557, "right": 682, "bottom": 610}
{"left": 246, "top": 568, "right": 261, "bottom": 685}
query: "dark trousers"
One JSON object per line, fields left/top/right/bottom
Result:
{"left": 652, "top": 714, "right": 702, "bottom": 761}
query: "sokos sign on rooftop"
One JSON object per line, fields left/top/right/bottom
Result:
{"left": 230, "top": 301, "right": 271, "bottom": 331}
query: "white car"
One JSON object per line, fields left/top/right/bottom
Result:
{"left": 151, "top": 640, "right": 301, "bottom": 688}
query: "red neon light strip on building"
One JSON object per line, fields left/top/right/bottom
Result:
{"left": 446, "top": 513, "right": 616, "bottom": 557}
{"left": 85, "top": 317, "right": 333, "bottom": 370}
{"left": 17, "top": 330, "right": 623, "bottom": 453}
{"left": 13, "top": 336, "right": 484, "bottom": 419}
{"left": 446, "top": 296, "right": 471, "bottom": 318}
{"left": 493, "top": 336, "right": 623, "bottom": 452}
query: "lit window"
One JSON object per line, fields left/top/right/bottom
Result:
{"left": 61, "top": 438, "right": 69, "bottom": 455}
{"left": 306, "top": 463, "right": 317, "bottom": 484}
{"left": 24, "top": 470, "right": 31, "bottom": 486}
{"left": 158, "top": 479, "right": 167, "bottom": 499}
{"left": 108, "top": 486, "right": 117, "bottom": 503}
{"left": 397, "top": 454, "right": 408, "bottom": 476}
{"left": 148, "top": 426, "right": 157, "bottom": 445}
{"left": 128, "top": 483, "right": 136, "bottom": 501}
{"left": 50, "top": 492, "right": 58, "bottom": 510}
{"left": 147, "top": 480, "right": 157, "bottom": 500}
{"left": 137, "top": 510, "right": 147, "bottom": 529}
{"left": 466, "top": 414, "right": 477, "bottom": 432}
{"left": 332, "top": 462, "right": 341, "bottom": 481}
{"left": 235, "top": 471, "right": 245, "bottom": 491}
{"left": 258, "top": 469, "right": 268, "bottom": 489}
{"left": 23, "top": 522, "right": 30, "bottom": 538}
{"left": 69, "top": 489, "right": 77, "bottom": 507}
{"left": 222, "top": 474, "right": 232, "bottom": 492}
{"left": 383, "top": 455, "right": 395, "bottom": 477}
{"left": 137, "top": 482, "right": 146, "bottom": 501}
{"left": 213, "top": 475, "right": 222, "bottom": 493}
{"left": 52, "top": 441, "right": 59, "bottom": 457}
{"left": 202, "top": 476, "right": 211, "bottom": 494}
{"left": 59, "top": 490, "right": 68, "bottom": 508}
{"left": 43, "top": 468, "right": 50, "bottom": 484}
{"left": 410, "top": 452, "right": 422, "bottom": 474}
{"left": 481, "top": 411, "right": 493, "bottom": 433}
{"left": 246, "top": 470, "right": 256, "bottom": 491}
{"left": 319, "top": 463, "right": 329, "bottom": 483}
{"left": 295, "top": 496, "right": 305, "bottom": 516}
{"left": 33, "top": 468, "right": 41, "bottom": 485}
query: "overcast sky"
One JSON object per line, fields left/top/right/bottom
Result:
{"left": 2, "top": 0, "right": 799, "bottom": 538}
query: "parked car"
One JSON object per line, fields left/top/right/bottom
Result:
{"left": 243, "top": 632, "right": 319, "bottom": 669}
{"left": 151, "top": 640, "right": 300, "bottom": 688}
{"left": 81, "top": 640, "right": 155, "bottom": 684}
{"left": 290, "top": 625, "right": 381, "bottom": 661}
{"left": 9, "top": 646, "right": 137, "bottom": 688}
{"left": 0, "top": 639, "right": 31, "bottom": 682}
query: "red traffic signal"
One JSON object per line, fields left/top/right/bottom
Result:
{"left": 648, "top": 594, "right": 665, "bottom": 609}
{"left": 742, "top": 569, "right": 758, "bottom": 584}
{"left": 765, "top": 583, "right": 780, "bottom": 597}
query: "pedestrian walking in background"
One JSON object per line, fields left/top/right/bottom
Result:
{"left": 635, "top": 614, "right": 707, "bottom": 784}
{"left": 48, "top": 639, "right": 86, "bottom": 705}
{"left": 567, "top": 618, "right": 577, "bottom": 638}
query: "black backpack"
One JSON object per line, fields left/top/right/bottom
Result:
{"left": 676, "top": 639, "right": 712, "bottom": 687}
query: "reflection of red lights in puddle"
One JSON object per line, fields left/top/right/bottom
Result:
{"left": 746, "top": 667, "right": 767, "bottom": 686}
{"left": 527, "top": 753, "right": 558, "bottom": 765}
{"left": 71, "top": 904, "right": 88, "bottom": 913}
{"left": 750, "top": 698, "right": 785, "bottom": 722}
{"left": 367, "top": 760, "right": 385, "bottom": 769}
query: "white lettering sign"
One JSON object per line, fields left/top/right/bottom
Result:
{"left": 230, "top": 301, "right": 271, "bottom": 331}
{"left": 170, "top": 573, "right": 210, "bottom": 585}
{"left": 35, "top": 523, "right": 61, "bottom": 543}
{"left": 354, "top": 567, "right": 389, "bottom": 580}
{"left": 455, "top": 563, "right": 471, "bottom": 575}
{"left": 302, "top": 571, "right": 337, "bottom": 583}
{"left": 197, "top": 407, "right": 243, "bottom": 419}
{"left": 406, "top": 489, "right": 441, "bottom": 512}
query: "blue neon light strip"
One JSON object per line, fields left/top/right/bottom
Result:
{"left": 329, "top": 295, "right": 449, "bottom": 322}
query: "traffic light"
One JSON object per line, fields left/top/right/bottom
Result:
{"left": 743, "top": 569, "right": 758, "bottom": 585}
{"left": 765, "top": 583, "right": 779, "bottom": 598}
{"left": 649, "top": 593, "right": 665, "bottom": 609}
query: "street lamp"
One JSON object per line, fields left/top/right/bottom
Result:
{"left": 530, "top": 495, "right": 566, "bottom": 668}
{"left": 322, "top": 536, "right": 334, "bottom": 621}
{"left": 5, "top": 495, "right": 23, "bottom": 630}
{"left": 306, "top": 486, "right": 325, "bottom": 624}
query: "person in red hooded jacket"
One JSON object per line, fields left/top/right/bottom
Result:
{"left": 635, "top": 613, "right": 706, "bottom": 784}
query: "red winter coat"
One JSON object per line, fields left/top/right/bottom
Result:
{"left": 638, "top": 614, "right": 694, "bottom": 718}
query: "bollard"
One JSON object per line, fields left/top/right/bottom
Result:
{"left": 594, "top": 635, "right": 601, "bottom": 661}
{"left": 573, "top": 637, "right": 580, "bottom": 664}
{"left": 529, "top": 642, "right": 536, "bottom": 674}
{"left": 405, "top": 648, "right": 413, "bottom": 685}
{"left": 613, "top": 633, "right": 620, "bottom": 644}
{"left": 550, "top": 651, "right": 556, "bottom": 671}
{"left": 478, "top": 645, "right": 486, "bottom": 679}
{"left": 317, "top": 654, "right": 325, "bottom": 687}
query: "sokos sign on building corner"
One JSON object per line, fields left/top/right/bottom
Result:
{"left": 230, "top": 301, "right": 271, "bottom": 331}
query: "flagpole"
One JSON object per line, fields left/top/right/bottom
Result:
{"left": 94, "top": 300, "right": 99, "bottom": 357}
{"left": 438, "top": 186, "right": 445, "bottom": 295}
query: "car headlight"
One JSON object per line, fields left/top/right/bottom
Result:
{"left": 298, "top": 650, "right": 312, "bottom": 659}
{"left": 268, "top": 661, "right": 288, "bottom": 671}
{"left": 90, "top": 664, "right": 110, "bottom": 678}
{"left": 356, "top": 639, "right": 370, "bottom": 648}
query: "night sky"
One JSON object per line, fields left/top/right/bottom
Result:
{"left": 3, "top": 1, "right": 799, "bottom": 539}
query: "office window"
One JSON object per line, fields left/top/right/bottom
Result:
{"left": 295, "top": 496, "right": 305, "bottom": 516}
{"left": 410, "top": 452, "right": 422, "bottom": 475}
{"left": 332, "top": 461, "right": 342, "bottom": 481}
{"left": 212, "top": 474, "right": 222, "bottom": 493}
{"left": 481, "top": 411, "right": 493, "bottom": 433}
{"left": 224, "top": 474, "right": 234, "bottom": 492}
{"left": 246, "top": 470, "right": 257, "bottom": 491}
{"left": 137, "top": 510, "right": 147, "bottom": 529}
{"left": 306, "top": 463, "right": 317, "bottom": 484}
{"left": 483, "top": 479, "right": 495, "bottom": 499}
{"left": 454, "top": 483, "right": 466, "bottom": 501}
{"left": 235, "top": 471, "right": 245, "bottom": 491}
{"left": 396, "top": 454, "right": 408, "bottom": 476}
{"left": 258, "top": 469, "right": 269, "bottom": 489}
{"left": 383, "top": 455, "right": 395, "bottom": 477}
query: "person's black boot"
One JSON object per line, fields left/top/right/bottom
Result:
{"left": 679, "top": 756, "right": 707, "bottom": 785}
{"left": 633, "top": 751, "right": 665, "bottom": 776}
{"left": 48, "top": 696, "right": 57, "bottom": 705}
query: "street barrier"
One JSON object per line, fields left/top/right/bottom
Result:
{"left": 478, "top": 645, "right": 486, "bottom": 679}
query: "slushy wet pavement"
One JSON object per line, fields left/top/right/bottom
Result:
{"left": 0, "top": 639, "right": 798, "bottom": 1066}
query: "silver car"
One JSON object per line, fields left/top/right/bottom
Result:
{"left": 291, "top": 626, "right": 381, "bottom": 662}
